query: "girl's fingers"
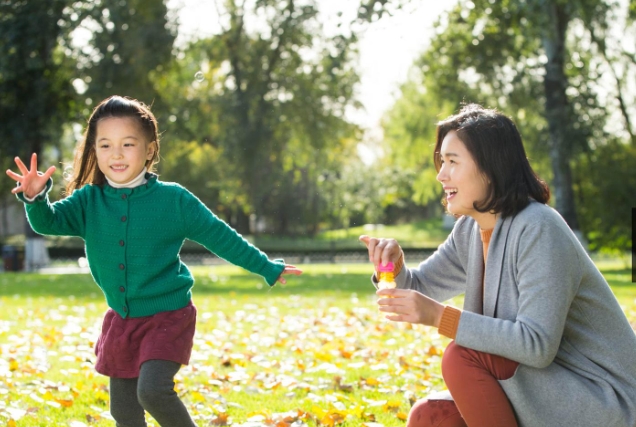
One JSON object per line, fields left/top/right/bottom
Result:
{"left": 282, "top": 267, "right": 302, "bottom": 276}
{"left": 14, "top": 157, "right": 29, "bottom": 175}
{"left": 42, "top": 165, "right": 56, "bottom": 180}
{"left": 30, "top": 153, "right": 38, "bottom": 172}
{"left": 6, "top": 169, "right": 23, "bottom": 181}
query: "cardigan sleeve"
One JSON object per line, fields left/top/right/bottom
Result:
{"left": 180, "top": 190, "right": 285, "bottom": 286}
{"left": 394, "top": 216, "right": 469, "bottom": 302}
{"left": 17, "top": 179, "right": 86, "bottom": 238}
{"left": 454, "top": 213, "right": 582, "bottom": 368}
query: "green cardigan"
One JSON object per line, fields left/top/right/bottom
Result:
{"left": 18, "top": 174, "right": 285, "bottom": 318}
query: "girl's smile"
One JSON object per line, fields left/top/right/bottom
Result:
{"left": 95, "top": 117, "right": 155, "bottom": 185}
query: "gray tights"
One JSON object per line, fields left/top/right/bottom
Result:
{"left": 109, "top": 359, "right": 197, "bottom": 427}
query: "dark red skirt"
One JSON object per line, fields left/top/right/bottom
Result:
{"left": 95, "top": 301, "right": 197, "bottom": 378}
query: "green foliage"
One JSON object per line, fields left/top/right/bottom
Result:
{"left": 158, "top": 140, "right": 224, "bottom": 214}
{"left": 75, "top": 0, "right": 176, "bottom": 106}
{"left": 153, "top": 0, "right": 365, "bottom": 235}
{"left": 573, "top": 141, "right": 636, "bottom": 253}
{"left": 0, "top": 0, "right": 77, "bottom": 157}
{"left": 380, "top": 0, "right": 635, "bottom": 249}
{"left": 381, "top": 77, "right": 454, "bottom": 207}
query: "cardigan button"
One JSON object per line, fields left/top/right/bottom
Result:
{"left": 121, "top": 216, "right": 127, "bottom": 222}
{"left": 121, "top": 194, "right": 127, "bottom": 200}
{"left": 119, "top": 286, "right": 125, "bottom": 292}
{"left": 122, "top": 306, "right": 128, "bottom": 313}
{"left": 119, "top": 263, "right": 125, "bottom": 270}
{"left": 119, "top": 240, "right": 125, "bottom": 246}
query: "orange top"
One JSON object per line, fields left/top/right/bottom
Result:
{"left": 438, "top": 228, "right": 493, "bottom": 339}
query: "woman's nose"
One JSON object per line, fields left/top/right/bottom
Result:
{"left": 436, "top": 165, "right": 446, "bottom": 182}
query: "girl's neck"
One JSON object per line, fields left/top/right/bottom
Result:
{"left": 106, "top": 167, "right": 148, "bottom": 189}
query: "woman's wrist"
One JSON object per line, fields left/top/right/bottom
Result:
{"left": 438, "top": 306, "right": 462, "bottom": 339}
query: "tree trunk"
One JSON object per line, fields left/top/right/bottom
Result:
{"left": 541, "top": 1, "right": 580, "bottom": 230}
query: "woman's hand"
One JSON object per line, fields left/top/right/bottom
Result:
{"left": 376, "top": 288, "right": 445, "bottom": 327}
{"left": 359, "top": 235, "right": 403, "bottom": 267}
{"left": 6, "top": 153, "right": 56, "bottom": 199}
{"left": 276, "top": 264, "right": 302, "bottom": 284}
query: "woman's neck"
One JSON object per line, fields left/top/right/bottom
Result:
{"left": 471, "top": 211, "right": 498, "bottom": 230}
{"left": 106, "top": 167, "right": 148, "bottom": 189}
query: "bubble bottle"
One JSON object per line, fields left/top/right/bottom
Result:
{"left": 377, "top": 261, "right": 396, "bottom": 292}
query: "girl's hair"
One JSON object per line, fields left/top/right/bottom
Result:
{"left": 434, "top": 103, "right": 550, "bottom": 218}
{"left": 66, "top": 95, "right": 160, "bottom": 194}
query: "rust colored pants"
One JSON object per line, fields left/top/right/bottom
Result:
{"left": 407, "top": 341, "right": 520, "bottom": 427}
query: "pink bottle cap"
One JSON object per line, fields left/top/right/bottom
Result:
{"left": 378, "top": 262, "right": 394, "bottom": 272}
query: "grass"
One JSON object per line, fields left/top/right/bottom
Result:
{"left": 0, "top": 259, "right": 633, "bottom": 426}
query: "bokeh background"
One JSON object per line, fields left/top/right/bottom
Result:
{"left": 1, "top": 0, "right": 635, "bottom": 268}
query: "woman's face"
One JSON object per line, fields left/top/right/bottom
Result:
{"left": 436, "top": 130, "right": 491, "bottom": 221}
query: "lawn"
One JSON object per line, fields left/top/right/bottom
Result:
{"left": 0, "top": 260, "right": 633, "bottom": 427}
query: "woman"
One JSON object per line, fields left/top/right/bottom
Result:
{"left": 360, "top": 104, "right": 636, "bottom": 427}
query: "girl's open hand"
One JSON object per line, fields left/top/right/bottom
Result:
{"left": 6, "top": 153, "right": 56, "bottom": 199}
{"left": 277, "top": 264, "right": 303, "bottom": 284}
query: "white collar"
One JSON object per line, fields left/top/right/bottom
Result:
{"left": 106, "top": 167, "right": 148, "bottom": 189}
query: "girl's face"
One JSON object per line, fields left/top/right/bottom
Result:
{"left": 436, "top": 130, "right": 494, "bottom": 227}
{"left": 95, "top": 117, "right": 155, "bottom": 185}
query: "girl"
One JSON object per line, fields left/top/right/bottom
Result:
{"left": 360, "top": 104, "right": 636, "bottom": 427}
{"left": 7, "top": 95, "right": 302, "bottom": 427}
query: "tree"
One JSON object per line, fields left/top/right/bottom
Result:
{"left": 0, "top": 0, "right": 77, "bottom": 160}
{"left": 154, "top": 0, "right": 361, "bottom": 235}
{"left": 573, "top": 140, "right": 636, "bottom": 254}
{"left": 390, "top": 0, "right": 632, "bottom": 232}
{"left": 74, "top": 0, "right": 176, "bottom": 106}
{"left": 0, "top": 0, "right": 80, "bottom": 267}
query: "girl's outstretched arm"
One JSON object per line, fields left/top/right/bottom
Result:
{"left": 6, "top": 153, "right": 56, "bottom": 198}
{"left": 276, "top": 264, "right": 303, "bottom": 284}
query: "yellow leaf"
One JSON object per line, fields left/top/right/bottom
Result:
{"left": 211, "top": 413, "right": 229, "bottom": 426}
{"left": 396, "top": 412, "right": 408, "bottom": 421}
{"left": 382, "top": 400, "right": 402, "bottom": 412}
{"left": 8, "top": 420, "right": 17, "bottom": 427}
{"left": 190, "top": 391, "right": 206, "bottom": 403}
{"left": 55, "top": 398, "right": 74, "bottom": 407}
{"left": 361, "top": 377, "right": 379, "bottom": 386}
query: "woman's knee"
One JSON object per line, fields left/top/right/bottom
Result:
{"left": 407, "top": 398, "right": 465, "bottom": 427}
{"left": 441, "top": 341, "right": 464, "bottom": 385}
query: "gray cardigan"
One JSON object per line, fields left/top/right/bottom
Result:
{"left": 396, "top": 201, "right": 636, "bottom": 427}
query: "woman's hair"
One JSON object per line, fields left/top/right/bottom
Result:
{"left": 66, "top": 95, "right": 160, "bottom": 194}
{"left": 434, "top": 103, "right": 550, "bottom": 218}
